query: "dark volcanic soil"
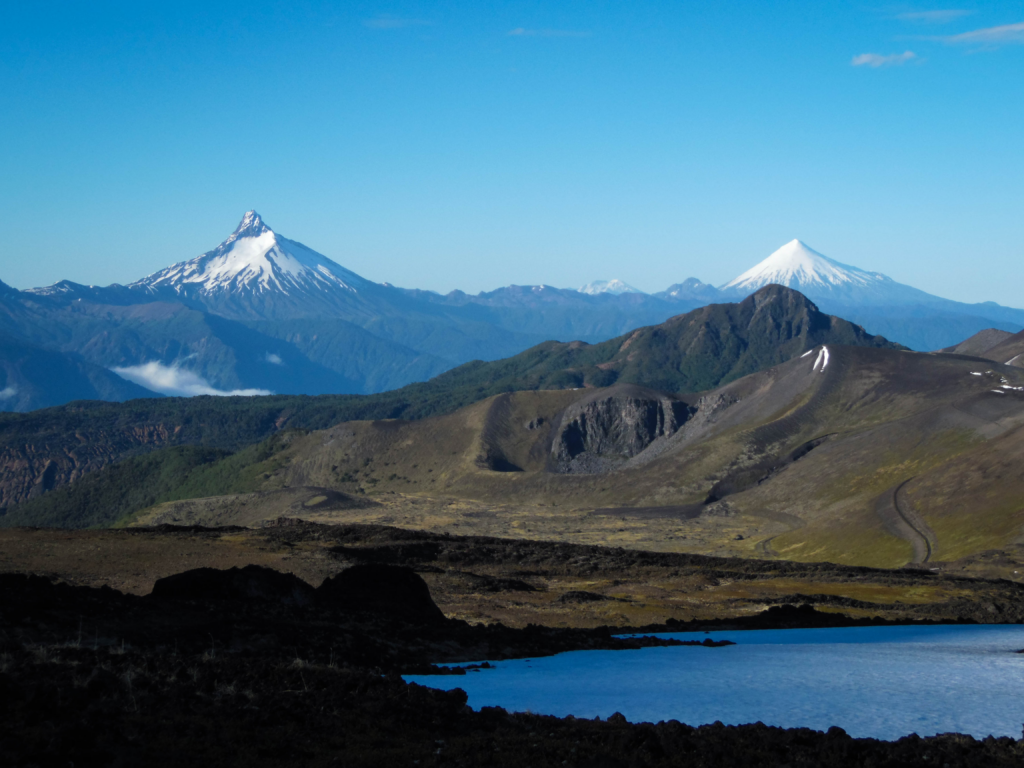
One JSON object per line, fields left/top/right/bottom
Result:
{"left": 2, "top": 556, "right": 1024, "bottom": 766}
{"left": 4, "top": 522, "right": 1024, "bottom": 766}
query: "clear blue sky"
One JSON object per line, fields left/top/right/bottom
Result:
{"left": 2, "top": 1, "right": 1022, "bottom": 305}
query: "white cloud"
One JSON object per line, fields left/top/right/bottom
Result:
{"left": 941, "top": 21, "right": 1024, "bottom": 45}
{"left": 508, "top": 27, "right": 589, "bottom": 38}
{"left": 112, "top": 362, "right": 271, "bottom": 398}
{"left": 0, "top": 385, "right": 16, "bottom": 400}
{"left": 851, "top": 51, "right": 918, "bottom": 67}
{"left": 265, "top": 353, "right": 284, "bottom": 365}
{"left": 364, "top": 15, "right": 431, "bottom": 30}
{"left": 897, "top": 10, "right": 972, "bottom": 24}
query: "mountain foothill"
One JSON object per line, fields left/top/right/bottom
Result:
{"left": 3, "top": 212, "right": 1024, "bottom": 578}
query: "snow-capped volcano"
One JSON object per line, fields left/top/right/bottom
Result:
{"left": 578, "top": 279, "right": 643, "bottom": 296}
{"left": 722, "top": 239, "right": 886, "bottom": 294}
{"left": 717, "top": 238, "right": 966, "bottom": 318}
{"left": 135, "top": 211, "right": 367, "bottom": 297}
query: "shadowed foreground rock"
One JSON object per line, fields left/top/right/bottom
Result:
{"left": 316, "top": 562, "right": 447, "bottom": 624}
{"left": 149, "top": 562, "right": 446, "bottom": 623}
{"left": 150, "top": 564, "right": 317, "bottom": 606}
{"left": 2, "top": 567, "right": 1022, "bottom": 766}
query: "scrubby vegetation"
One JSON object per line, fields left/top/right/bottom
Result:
{"left": 0, "top": 446, "right": 230, "bottom": 529}
{"left": 0, "top": 435, "right": 305, "bottom": 529}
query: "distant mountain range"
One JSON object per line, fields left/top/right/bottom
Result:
{"left": 0, "top": 284, "right": 898, "bottom": 512}
{"left": 1, "top": 212, "right": 1021, "bottom": 411}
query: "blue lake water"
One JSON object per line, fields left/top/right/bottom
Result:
{"left": 405, "top": 625, "right": 1024, "bottom": 740}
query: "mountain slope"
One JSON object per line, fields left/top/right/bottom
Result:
{"left": 974, "top": 329, "right": 1024, "bottom": 368}
{"left": 426, "top": 285, "right": 900, "bottom": 395}
{"left": 79, "top": 342, "right": 1024, "bottom": 572}
{"left": 0, "top": 286, "right": 899, "bottom": 511}
{"left": 938, "top": 328, "right": 1015, "bottom": 357}
{"left": 0, "top": 333, "right": 159, "bottom": 413}
{"left": 12, "top": 296, "right": 1024, "bottom": 572}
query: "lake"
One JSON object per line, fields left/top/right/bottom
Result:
{"left": 404, "top": 625, "right": 1024, "bottom": 740}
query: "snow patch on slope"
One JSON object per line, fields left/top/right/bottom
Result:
{"left": 113, "top": 362, "right": 271, "bottom": 397}
{"left": 812, "top": 346, "right": 830, "bottom": 372}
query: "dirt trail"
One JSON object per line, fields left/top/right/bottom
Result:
{"left": 875, "top": 478, "right": 938, "bottom": 564}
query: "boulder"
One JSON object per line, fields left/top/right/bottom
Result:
{"left": 316, "top": 564, "right": 445, "bottom": 624}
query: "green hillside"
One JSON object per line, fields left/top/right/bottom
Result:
{"left": 0, "top": 286, "right": 900, "bottom": 516}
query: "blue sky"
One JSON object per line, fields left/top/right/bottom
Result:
{"left": 1, "top": 1, "right": 1022, "bottom": 305}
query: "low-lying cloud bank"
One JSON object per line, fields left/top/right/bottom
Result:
{"left": 112, "top": 362, "right": 272, "bottom": 398}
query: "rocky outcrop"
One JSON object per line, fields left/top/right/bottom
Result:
{"left": 149, "top": 565, "right": 316, "bottom": 607}
{"left": 148, "top": 563, "right": 446, "bottom": 624}
{"left": 316, "top": 563, "right": 446, "bottom": 624}
{"left": 551, "top": 384, "right": 694, "bottom": 474}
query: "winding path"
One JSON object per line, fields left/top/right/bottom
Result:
{"left": 875, "top": 478, "right": 938, "bottom": 564}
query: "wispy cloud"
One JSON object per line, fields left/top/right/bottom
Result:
{"left": 0, "top": 385, "right": 16, "bottom": 400}
{"left": 851, "top": 51, "right": 918, "bottom": 67}
{"left": 364, "top": 15, "right": 431, "bottom": 30}
{"left": 940, "top": 21, "right": 1024, "bottom": 45}
{"left": 112, "top": 362, "right": 271, "bottom": 398}
{"left": 896, "top": 10, "right": 972, "bottom": 24}
{"left": 264, "top": 353, "right": 283, "bottom": 365}
{"left": 508, "top": 27, "right": 590, "bottom": 38}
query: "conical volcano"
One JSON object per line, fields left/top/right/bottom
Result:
{"left": 135, "top": 210, "right": 367, "bottom": 299}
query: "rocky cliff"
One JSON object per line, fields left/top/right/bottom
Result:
{"left": 551, "top": 384, "right": 694, "bottom": 473}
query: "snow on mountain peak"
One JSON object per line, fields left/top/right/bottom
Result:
{"left": 232, "top": 209, "right": 272, "bottom": 239}
{"left": 722, "top": 239, "right": 883, "bottom": 293}
{"left": 578, "top": 279, "right": 643, "bottom": 296}
{"left": 134, "top": 211, "right": 366, "bottom": 297}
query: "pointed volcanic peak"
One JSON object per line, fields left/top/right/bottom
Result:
{"left": 578, "top": 279, "right": 644, "bottom": 296}
{"left": 134, "top": 211, "right": 369, "bottom": 300}
{"left": 721, "top": 240, "right": 890, "bottom": 297}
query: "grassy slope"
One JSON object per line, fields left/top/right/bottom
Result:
{"left": 214, "top": 346, "right": 1024, "bottom": 569}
